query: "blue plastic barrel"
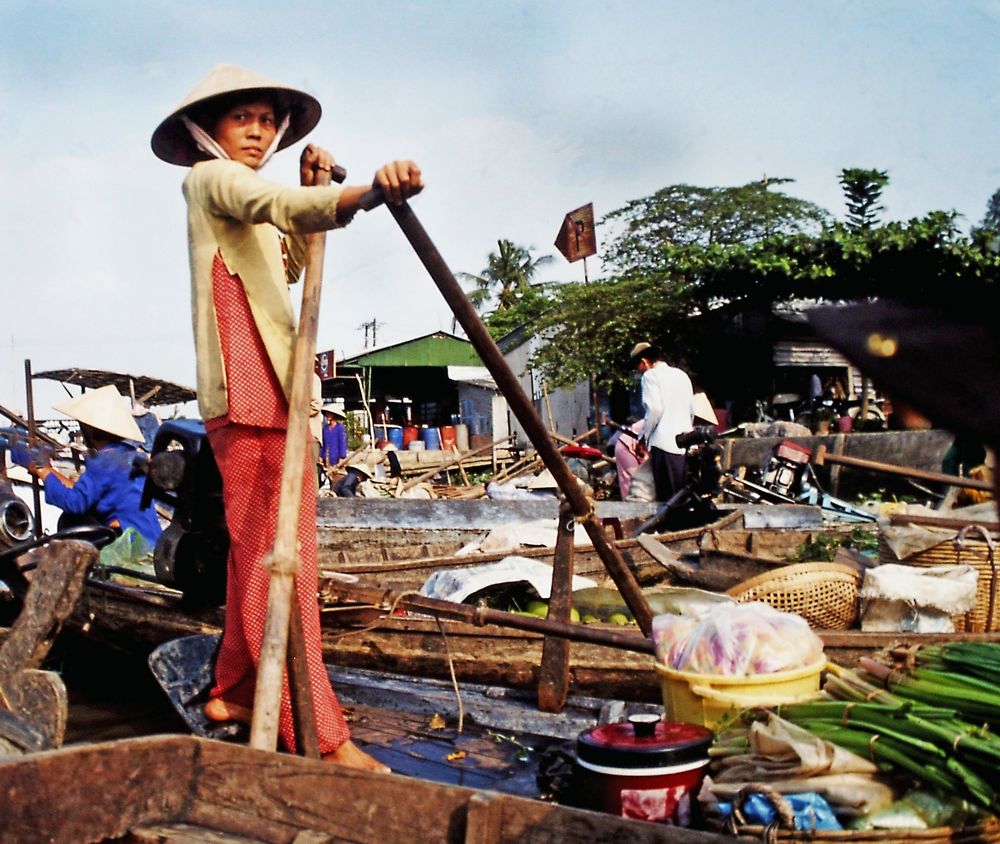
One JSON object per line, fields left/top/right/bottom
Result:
{"left": 421, "top": 426, "right": 441, "bottom": 450}
{"left": 387, "top": 426, "right": 404, "bottom": 449}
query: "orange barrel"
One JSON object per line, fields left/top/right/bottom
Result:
{"left": 439, "top": 425, "right": 457, "bottom": 451}
{"left": 402, "top": 425, "right": 420, "bottom": 447}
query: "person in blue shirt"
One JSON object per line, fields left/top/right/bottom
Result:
{"left": 318, "top": 404, "right": 348, "bottom": 488}
{"left": 18, "top": 385, "right": 162, "bottom": 547}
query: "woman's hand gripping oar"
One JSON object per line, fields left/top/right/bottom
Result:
{"left": 248, "top": 163, "right": 342, "bottom": 756}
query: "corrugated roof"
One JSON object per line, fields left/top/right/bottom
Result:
{"left": 340, "top": 332, "right": 482, "bottom": 368}
{"left": 447, "top": 366, "right": 497, "bottom": 390}
{"left": 33, "top": 368, "right": 197, "bottom": 406}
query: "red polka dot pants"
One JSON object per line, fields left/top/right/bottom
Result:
{"left": 206, "top": 423, "right": 350, "bottom": 754}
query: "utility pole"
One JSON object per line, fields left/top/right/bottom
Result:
{"left": 356, "top": 318, "right": 385, "bottom": 349}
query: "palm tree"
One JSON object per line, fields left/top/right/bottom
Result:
{"left": 460, "top": 240, "right": 554, "bottom": 313}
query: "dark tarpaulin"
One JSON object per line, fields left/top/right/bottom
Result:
{"left": 808, "top": 297, "right": 1000, "bottom": 447}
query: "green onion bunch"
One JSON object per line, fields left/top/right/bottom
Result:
{"left": 773, "top": 658, "right": 1000, "bottom": 813}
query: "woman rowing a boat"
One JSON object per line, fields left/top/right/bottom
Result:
{"left": 152, "top": 64, "right": 422, "bottom": 772}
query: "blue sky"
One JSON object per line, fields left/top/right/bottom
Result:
{"left": 2, "top": 0, "right": 998, "bottom": 413}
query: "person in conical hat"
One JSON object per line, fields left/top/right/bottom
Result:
{"left": 153, "top": 64, "right": 422, "bottom": 771}
{"left": 333, "top": 456, "right": 375, "bottom": 498}
{"left": 22, "top": 385, "right": 162, "bottom": 546}
{"left": 318, "top": 402, "right": 348, "bottom": 488}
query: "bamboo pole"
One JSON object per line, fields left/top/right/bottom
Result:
{"left": 451, "top": 444, "right": 471, "bottom": 487}
{"left": 249, "top": 169, "right": 332, "bottom": 753}
{"left": 815, "top": 445, "right": 993, "bottom": 492}
{"left": 396, "top": 435, "right": 511, "bottom": 494}
{"left": 542, "top": 382, "right": 556, "bottom": 433}
{"left": 488, "top": 427, "right": 596, "bottom": 486}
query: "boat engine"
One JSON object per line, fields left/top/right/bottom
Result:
{"left": 675, "top": 425, "right": 727, "bottom": 501}
{"left": 141, "top": 420, "right": 229, "bottom": 607}
{"left": 759, "top": 440, "right": 812, "bottom": 498}
{"left": 0, "top": 482, "right": 34, "bottom": 548}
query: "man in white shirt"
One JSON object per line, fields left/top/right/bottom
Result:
{"left": 631, "top": 342, "right": 694, "bottom": 502}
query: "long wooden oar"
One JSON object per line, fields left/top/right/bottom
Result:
{"left": 249, "top": 168, "right": 336, "bottom": 754}
{"left": 358, "top": 191, "right": 655, "bottom": 634}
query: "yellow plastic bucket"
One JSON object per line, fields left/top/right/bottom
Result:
{"left": 654, "top": 657, "right": 826, "bottom": 728}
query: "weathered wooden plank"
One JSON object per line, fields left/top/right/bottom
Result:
{"left": 537, "top": 507, "right": 575, "bottom": 712}
{"left": 129, "top": 822, "right": 272, "bottom": 843}
{"left": 0, "top": 539, "right": 98, "bottom": 746}
{"left": 0, "top": 540, "right": 96, "bottom": 671}
{"left": 726, "top": 429, "right": 954, "bottom": 474}
{"left": 479, "top": 794, "right": 721, "bottom": 844}
{"left": 0, "top": 736, "right": 195, "bottom": 842}
{"left": 189, "top": 739, "right": 478, "bottom": 843}
{"left": 320, "top": 615, "right": 659, "bottom": 702}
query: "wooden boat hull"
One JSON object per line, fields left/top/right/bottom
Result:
{"left": 61, "top": 507, "right": 1000, "bottom": 702}
{"left": 0, "top": 734, "right": 726, "bottom": 843}
{"left": 320, "top": 516, "right": 739, "bottom": 591}
{"left": 316, "top": 497, "right": 665, "bottom": 567}
{"left": 68, "top": 576, "right": 1000, "bottom": 703}
{"left": 722, "top": 428, "right": 955, "bottom": 476}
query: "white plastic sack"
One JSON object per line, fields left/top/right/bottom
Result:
{"left": 420, "top": 556, "right": 597, "bottom": 603}
{"left": 627, "top": 459, "right": 656, "bottom": 502}
{"left": 859, "top": 564, "right": 978, "bottom": 633}
{"left": 477, "top": 518, "right": 590, "bottom": 554}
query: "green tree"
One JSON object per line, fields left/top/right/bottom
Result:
{"left": 839, "top": 168, "right": 889, "bottom": 230}
{"left": 971, "top": 187, "right": 1000, "bottom": 253}
{"left": 529, "top": 206, "right": 998, "bottom": 392}
{"left": 601, "top": 178, "right": 829, "bottom": 276}
{"left": 459, "top": 240, "right": 554, "bottom": 313}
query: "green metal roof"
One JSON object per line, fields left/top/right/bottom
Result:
{"left": 340, "top": 332, "right": 482, "bottom": 368}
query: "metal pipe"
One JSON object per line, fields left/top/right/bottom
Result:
{"left": 23, "top": 360, "right": 42, "bottom": 537}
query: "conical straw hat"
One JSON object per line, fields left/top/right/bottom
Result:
{"left": 322, "top": 402, "right": 346, "bottom": 418}
{"left": 692, "top": 392, "right": 719, "bottom": 425}
{"left": 53, "top": 385, "right": 143, "bottom": 442}
{"left": 346, "top": 458, "right": 374, "bottom": 478}
{"left": 151, "top": 64, "right": 321, "bottom": 166}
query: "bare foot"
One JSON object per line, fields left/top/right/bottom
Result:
{"left": 204, "top": 697, "right": 253, "bottom": 725}
{"left": 323, "top": 739, "right": 391, "bottom": 774}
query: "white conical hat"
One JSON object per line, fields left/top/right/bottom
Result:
{"left": 53, "top": 385, "right": 143, "bottom": 442}
{"left": 321, "top": 402, "right": 346, "bottom": 418}
{"left": 346, "top": 458, "right": 374, "bottom": 478}
{"left": 151, "top": 64, "right": 322, "bottom": 166}
{"left": 692, "top": 392, "right": 719, "bottom": 425}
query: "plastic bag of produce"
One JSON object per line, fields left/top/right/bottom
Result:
{"left": 652, "top": 602, "right": 823, "bottom": 676}
{"left": 716, "top": 791, "right": 842, "bottom": 831}
{"left": 98, "top": 527, "right": 153, "bottom": 571}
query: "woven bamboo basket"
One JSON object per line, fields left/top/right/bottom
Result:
{"left": 725, "top": 563, "right": 861, "bottom": 630}
{"left": 712, "top": 784, "right": 1000, "bottom": 842}
{"left": 877, "top": 525, "right": 999, "bottom": 632}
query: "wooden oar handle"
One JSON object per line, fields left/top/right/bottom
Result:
{"left": 359, "top": 184, "right": 385, "bottom": 212}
